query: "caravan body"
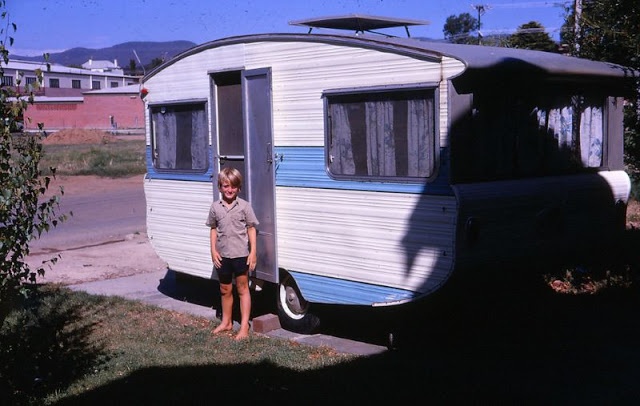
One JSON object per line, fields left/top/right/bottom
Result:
{"left": 142, "top": 17, "right": 636, "bottom": 332}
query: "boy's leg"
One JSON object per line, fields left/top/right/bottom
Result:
{"left": 213, "top": 282, "right": 234, "bottom": 334}
{"left": 235, "top": 274, "right": 251, "bottom": 340}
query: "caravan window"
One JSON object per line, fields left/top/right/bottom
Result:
{"left": 150, "top": 102, "right": 208, "bottom": 172}
{"left": 325, "top": 88, "right": 437, "bottom": 181}
{"left": 452, "top": 91, "right": 608, "bottom": 183}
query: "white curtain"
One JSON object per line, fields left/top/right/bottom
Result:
{"left": 580, "top": 105, "right": 603, "bottom": 167}
{"left": 365, "top": 101, "right": 396, "bottom": 176}
{"left": 329, "top": 105, "right": 356, "bottom": 175}
{"left": 536, "top": 97, "right": 603, "bottom": 168}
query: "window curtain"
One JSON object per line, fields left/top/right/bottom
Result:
{"left": 407, "top": 99, "right": 432, "bottom": 177}
{"left": 579, "top": 104, "right": 603, "bottom": 167}
{"left": 536, "top": 97, "right": 603, "bottom": 168}
{"left": 155, "top": 112, "right": 177, "bottom": 169}
{"left": 190, "top": 109, "right": 208, "bottom": 169}
{"left": 329, "top": 104, "right": 356, "bottom": 174}
{"left": 330, "top": 98, "right": 433, "bottom": 178}
{"left": 365, "top": 101, "right": 396, "bottom": 176}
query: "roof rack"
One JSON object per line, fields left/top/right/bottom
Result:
{"left": 289, "top": 14, "right": 430, "bottom": 38}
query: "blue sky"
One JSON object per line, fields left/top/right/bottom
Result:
{"left": 8, "top": 0, "right": 571, "bottom": 57}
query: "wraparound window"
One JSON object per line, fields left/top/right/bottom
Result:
{"left": 150, "top": 102, "right": 208, "bottom": 172}
{"left": 325, "top": 88, "right": 437, "bottom": 181}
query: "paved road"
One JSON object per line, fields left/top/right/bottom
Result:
{"left": 30, "top": 176, "right": 146, "bottom": 253}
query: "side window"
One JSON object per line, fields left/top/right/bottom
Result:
{"left": 1, "top": 76, "right": 14, "bottom": 86}
{"left": 455, "top": 91, "right": 607, "bottom": 183}
{"left": 325, "top": 88, "right": 437, "bottom": 181}
{"left": 48, "top": 78, "right": 59, "bottom": 88}
{"left": 72, "top": 79, "right": 81, "bottom": 89}
{"left": 534, "top": 94, "right": 604, "bottom": 169}
{"left": 150, "top": 103, "right": 208, "bottom": 172}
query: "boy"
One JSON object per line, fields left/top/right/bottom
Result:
{"left": 206, "top": 167, "right": 259, "bottom": 340}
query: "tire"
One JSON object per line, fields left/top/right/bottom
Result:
{"left": 277, "top": 272, "right": 320, "bottom": 334}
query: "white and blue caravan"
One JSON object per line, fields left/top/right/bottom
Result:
{"left": 142, "top": 15, "right": 637, "bottom": 333}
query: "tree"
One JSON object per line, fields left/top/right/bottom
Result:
{"left": 128, "top": 59, "right": 137, "bottom": 75}
{"left": 507, "top": 21, "right": 558, "bottom": 52}
{"left": 0, "top": 0, "right": 67, "bottom": 323}
{"left": 561, "top": 0, "right": 640, "bottom": 197}
{"left": 443, "top": 13, "right": 479, "bottom": 44}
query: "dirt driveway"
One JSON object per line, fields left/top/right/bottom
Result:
{"left": 27, "top": 175, "right": 168, "bottom": 286}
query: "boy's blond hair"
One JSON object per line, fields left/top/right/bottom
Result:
{"left": 218, "top": 167, "right": 243, "bottom": 189}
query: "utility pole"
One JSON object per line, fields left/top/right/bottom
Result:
{"left": 573, "top": 0, "right": 582, "bottom": 56}
{"left": 472, "top": 4, "right": 488, "bottom": 45}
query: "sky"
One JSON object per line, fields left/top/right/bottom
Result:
{"left": 7, "top": 0, "right": 571, "bottom": 57}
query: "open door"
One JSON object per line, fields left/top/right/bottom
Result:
{"left": 212, "top": 68, "right": 278, "bottom": 284}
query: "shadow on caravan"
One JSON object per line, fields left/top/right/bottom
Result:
{"left": 140, "top": 15, "right": 639, "bottom": 335}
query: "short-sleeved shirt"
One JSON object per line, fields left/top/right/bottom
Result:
{"left": 206, "top": 197, "right": 259, "bottom": 259}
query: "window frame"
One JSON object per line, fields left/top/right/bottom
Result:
{"left": 71, "top": 79, "right": 81, "bottom": 89}
{"left": 148, "top": 99, "right": 210, "bottom": 174}
{"left": 323, "top": 84, "right": 439, "bottom": 183}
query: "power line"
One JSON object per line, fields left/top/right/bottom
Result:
{"left": 488, "top": 1, "right": 570, "bottom": 9}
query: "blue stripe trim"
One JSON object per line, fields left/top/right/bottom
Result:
{"left": 274, "top": 146, "right": 452, "bottom": 195}
{"left": 289, "top": 271, "right": 419, "bottom": 305}
{"left": 145, "top": 147, "right": 214, "bottom": 182}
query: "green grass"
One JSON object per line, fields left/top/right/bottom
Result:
{"left": 0, "top": 286, "right": 354, "bottom": 405}
{"left": 40, "top": 140, "right": 146, "bottom": 177}
{"left": 4, "top": 274, "right": 640, "bottom": 404}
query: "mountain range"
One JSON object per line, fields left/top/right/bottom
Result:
{"left": 11, "top": 40, "right": 198, "bottom": 73}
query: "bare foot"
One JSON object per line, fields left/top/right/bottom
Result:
{"left": 212, "top": 323, "right": 233, "bottom": 335}
{"left": 234, "top": 329, "right": 250, "bottom": 341}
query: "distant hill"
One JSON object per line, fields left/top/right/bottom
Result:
{"left": 11, "top": 40, "right": 198, "bottom": 73}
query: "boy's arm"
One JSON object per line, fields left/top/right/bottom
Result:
{"left": 247, "top": 226, "right": 257, "bottom": 271}
{"left": 210, "top": 228, "right": 222, "bottom": 268}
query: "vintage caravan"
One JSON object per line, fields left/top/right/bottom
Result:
{"left": 142, "top": 15, "right": 637, "bottom": 333}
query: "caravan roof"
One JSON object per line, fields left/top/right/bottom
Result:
{"left": 289, "top": 14, "right": 430, "bottom": 37}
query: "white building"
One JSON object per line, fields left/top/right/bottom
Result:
{"left": 2, "top": 58, "right": 140, "bottom": 97}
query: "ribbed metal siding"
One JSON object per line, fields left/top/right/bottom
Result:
{"left": 453, "top": 171, "right": 631, "bottom": 268}
{"left": 275, "top": 186, "right": 456, "bottom": 294}
{"left": 242, "top": 41, "right": 464, "bottom": 147}
{"left": 142, "top": 40, "right": 465, "bottom": 148}
{"left": 144, "top": 177, "right": 215, "bottom": 279}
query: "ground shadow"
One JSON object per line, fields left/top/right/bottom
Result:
{"left": 55, "top": 270, "right": 640, "bottom": 404}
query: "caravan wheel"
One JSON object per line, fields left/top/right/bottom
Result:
{"left": 277, "top": 273, "right": 320, "bottom": 334}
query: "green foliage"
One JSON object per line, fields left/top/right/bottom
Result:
{"left": 507, "top": 21, "right": 559, "bottom": 52}
{"left": 443, "top": 12, "right": 479, "bottom": 44}
{"left": 0, "top": 2, "right": 66, "bottom": 324}
{"left": 0, "top": 286, "right": 103, "bottom": 404}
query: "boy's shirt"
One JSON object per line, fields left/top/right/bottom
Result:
{"left": 206, "top": 197, "right": 259, "bottom": 258}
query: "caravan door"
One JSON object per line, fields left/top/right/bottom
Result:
{"left": 212, "top": 68, "right": 278, "bottom": 284}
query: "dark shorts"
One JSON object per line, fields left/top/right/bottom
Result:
{"left": 216, "top": 256, "right": 249, "bottom": 285}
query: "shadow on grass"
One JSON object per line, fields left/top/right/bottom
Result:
{"left": 5, "top": 229, "right": 640, "bottom": 404}
{"left": 51, "top": 280, "right": 640, "bottom": 404}
{"left": 0, "top": 287, "right": 108, "bottom": 405}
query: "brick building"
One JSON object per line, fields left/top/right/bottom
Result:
{"left": 24, "top": 84, "right": 145, "bottom": 131}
